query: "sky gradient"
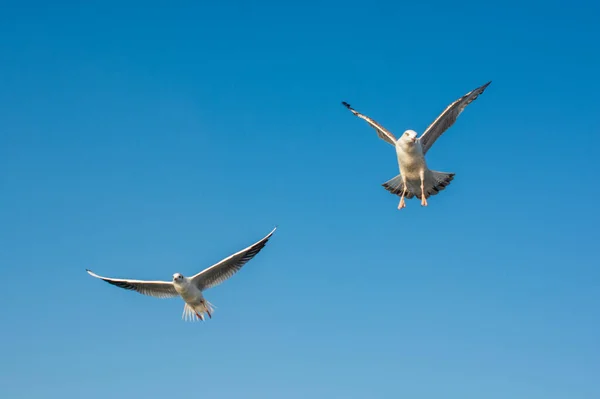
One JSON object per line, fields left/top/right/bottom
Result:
{"left": 1, "top": 1, "right": 599, "bottom": 398}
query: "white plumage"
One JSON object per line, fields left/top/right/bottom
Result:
{"left": 86, "top": 227, "right": 276, "bottom": 321}
{"left": 342, "top": 81, "right": 491, "bottom": 209}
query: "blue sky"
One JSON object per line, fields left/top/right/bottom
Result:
{"left": 1, "top": 1, "right": 599, "bottom": 398}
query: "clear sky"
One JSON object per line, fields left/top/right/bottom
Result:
{"left": 1, "top": 1, "right": 599, "bottom": 398}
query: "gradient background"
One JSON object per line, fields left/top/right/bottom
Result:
{"left": 1, "top": 1, "right": 599, "bottom": 398}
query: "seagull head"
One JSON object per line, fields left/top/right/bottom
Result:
{"left": 401, "top": 130, "right": 418, "bottom": 144}
{"left": 172, "top": 273, "right": 184, "bottom": 283}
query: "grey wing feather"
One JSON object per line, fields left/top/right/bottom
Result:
{"left": 419, "top": 81, "right": 491, "bottom": 154}
{"left": 342, "top": 102, "right": 397, "bottom": 146}
{"left": 86, "top": 269, "right": 178, "bottom": 298}
{"left": 191, "top": 227, "right": 276, "bottom": 291}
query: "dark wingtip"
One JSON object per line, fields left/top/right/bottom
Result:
{"left": 341, "top": 101, "right": 351, "bottom": 109}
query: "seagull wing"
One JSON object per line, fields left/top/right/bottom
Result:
{"left": 419, "top": 81, "right": 491, "bottom": 155}
{"left": 190, "top": 227, "right": 276, "bottom": 291}
{"left": 342, "top": 102, "right": 397, "bottom": 146}
{"left": 86, "top": 269, "right": 178, "bottom": 298}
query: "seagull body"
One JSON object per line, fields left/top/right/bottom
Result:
{"left": 87, "top": 228, "right": 276, "bottom": 321}
{"left": 342, "top": 81, "right": 491, "bottom": 209}
{"left": 173, "top": 274, "right": 214, "bottom": 321}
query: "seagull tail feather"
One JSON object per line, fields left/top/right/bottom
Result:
{"left": 423, "top": 171, "right": 455, "bottom": 199}
{"left": 382, "top": 174, "right": 415, "bottom": 199}
{"left": 181, "top": 301, "right": 216, "bottom": 322}
{"left": 182, "top": 303, "right": 200, "bottom": 322}
{"left": 382, "top": 171, "right": 455, "bottom": 200}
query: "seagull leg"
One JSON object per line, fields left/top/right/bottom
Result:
{"left": 200, "top": 299, "right": 212, "bottom": 319}
{"left": 195, "top": 311, "right": 204, "bottom": 321}
{"left": 420, "top": 172, "right": 428, "bottom": 207}
{"left": 398, "top": 175, "right": 408, "bottom": 210}
{"left": 398, "top": 194, "right": 406, "bottom": 209}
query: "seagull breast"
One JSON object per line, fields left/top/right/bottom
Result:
{"left": 173, "top": 278, "right": 198, "bottom": 300}
{"left": 396, "top": 140, "right": 426, "bottom": 174}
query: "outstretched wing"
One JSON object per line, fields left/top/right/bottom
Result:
{"left": 190, "top": 227, "right": 276, "bottom": 291}
{"left": 419, "top": 81, "right": 491, "bottom": 155}
{"left": 342, "top": 102, "right": 397, "bottom": 146}
{"left": 86, "top": 269, "right": 178, "bottom": 298}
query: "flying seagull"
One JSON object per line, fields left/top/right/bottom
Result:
{"left": 342, "top": 81, "right": 491, "bottom": 209}
{"left": 86, "top": 227, "right": 276, "bottom": 321}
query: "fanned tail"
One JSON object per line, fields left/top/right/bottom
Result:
{"left": 182, "top": 303, "right": 199, "bottom": 321}
{"left": 382, "top": 174, "right": 415, "bottom": 199}
{"left": 182, "top": 301, "right": 217, "bottom": 322}
{"left": 422, "top": 171, "right": 455, "bottom": 199}
{"left": 205, "top": 300, "right": 215, "bottom": 317}
{"left": 382, "top": 171, "right": 455, "bottom": 200}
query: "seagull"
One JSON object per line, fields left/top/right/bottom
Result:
{"left": 86, "top": 227, "right": 276, "bottom": 321}
{"left": 342, "top": 81, "right": 491, "bottom": 209}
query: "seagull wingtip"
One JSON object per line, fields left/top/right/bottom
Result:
{"left": 86, "top": 269, "right": 98, "bottom": 277}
